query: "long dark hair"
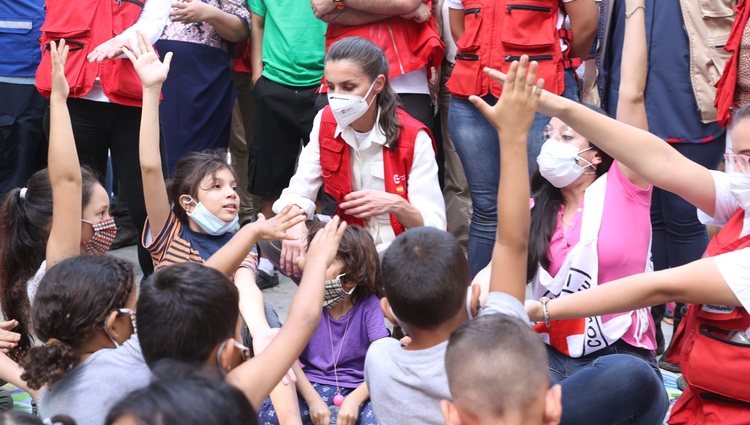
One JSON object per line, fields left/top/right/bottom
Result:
{"left": 0, "top": 167, "right": 100, "bottom": 361}
{"left": 21, "top": 256, "right": 134, "bottom": 389}
{"left": 526, "top": 110, "right": 614, "bottom": 282}
{"left": 326, "top": 37, "right": 402, "bottom": 148}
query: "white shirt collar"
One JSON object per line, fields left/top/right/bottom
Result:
{"left": 334, "top": 107, "right": 388, "bottom": 150}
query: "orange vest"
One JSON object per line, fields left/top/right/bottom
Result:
{"left": 35, "top": 0, "right": 146, "bottom": 107}
{"left": 318, "top": 106, "right": 434, "bottom": 235}
{"left": 324, "top": 7, "right": 444, "bottom": 86}
{"left": 447, "top": 0, "right": 573, "bottom": 98}
{"left": 667, "top": 209, "right": 750, "bottom": 424}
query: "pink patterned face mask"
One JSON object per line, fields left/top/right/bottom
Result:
{"left": 81, "top": 217, "right": 117, "bottom": 256}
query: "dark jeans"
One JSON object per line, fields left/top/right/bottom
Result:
{"left": 650, "top": 136, "right": 725, "bottom": 334}
{"left": 60, "top": 98, "right": 166, "bottom": 276}
{"left": 0, "top": 82, "right": 47, "bottom": 196}
{"left": 547, "top": 342, "right": 668, "bottom": 425}
{"left": 449, "top": 69, "right": 580, "bottom": 276}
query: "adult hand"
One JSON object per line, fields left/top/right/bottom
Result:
{"left": 0, "top": 320, "right": 20, "bottom": 354}
{"left": 252, "top": 206, "right": 306, "bottom": 241}
{"left": 339, "top": 190, "right": 403, "bottom": 219}
{"left": 469, "top": 56, "right": 544, "bottom": 133}
{"left": 524, "top": 300, "right": 543, "bottom": 322}
{"left": 121, "top": 31, "right": 173, "bottom": 89}
{"left": 250, "top": 327, "right": 297, "bottom": 385}
{"left": 400, "top": 2, "right": 431, "bottom": 23}
{"left": 87, "top": 37, "right": 127, "bottom": 62}
{"left": 337, "top": 395, "right": 361, "bottom": 425}
{"left": 311, "top": 0, "right": 336, "bottom": 19}
{"left": 481, "top": 64, "right": 564, "bottom": 119}
{"left": 280, "top": 220, "right": 308, "bottom": 279}
{"left": 305, "top": 216, "right": 347, "bottom": 269}
{"left": 308, "top": 394, "right": 331, "bottom": 425}
{"left": 49, "top": 39, "right": 70, "bottom": 101}
{"left": 170, "top": 0, "right": 215, "bottom": 23}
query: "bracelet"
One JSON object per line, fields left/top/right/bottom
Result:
{"left": 625, "top": 4, "right": 645, "bottom": 19}
{"left": 539, "top": 297, "right": 552, "bottom": 328}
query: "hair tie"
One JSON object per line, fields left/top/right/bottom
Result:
{"left": 19, "top": 187, "right": 28, "bottom": 199}
{"left": 45, "top": 338, "right": 60, "bottom": 346}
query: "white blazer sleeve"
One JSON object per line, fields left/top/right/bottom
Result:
{"left": 407, "top": 130, "right": 447, "bottom": 230}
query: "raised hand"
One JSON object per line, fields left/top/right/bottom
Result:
{"left": 304, "top": 216, "right": 347, "bottom": 270}
{"left": 121, "top": 31, "right": 173, "bottom": 89}
{"left": 50, "top": 39, "right": 70, "bottom": 101}
{"left": 482, "top": 64, "right": 564, "bottom": 119}
{"left": 469, "top": 56, "right": 544, "bottom": 133}
{"left": 252, "top": 206, "right": 306, "bottom": 241}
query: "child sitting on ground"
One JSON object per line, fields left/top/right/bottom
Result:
{"left": 364, "top": 56, "right": 544, "bottom": 425}
{"left": 257, "top": 223, "right": 388, "bottom": 425}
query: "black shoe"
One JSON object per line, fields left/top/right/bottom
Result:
{"left": 676, "top": 375, "right": 687, "bottom": 391}
{"left": 655, "top": 323, "right": 665, "bottom": 356}
{"left": 256, "top": 269, "right": 279, "bottom": 290}
{"left": 111, "top": 224, "right": 139, "bottom": 250}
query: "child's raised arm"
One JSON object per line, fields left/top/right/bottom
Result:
{"left": 226, "top": 217, "right": 347, "bottom": 410}
{"left": 46, "top": 40, "right": 83, "bottom": 268}
{"left": 122, "top": 32, "right": 173, "bottom": 242}
{"left": 469, "top": 57, "right": 542, "bottom": 303}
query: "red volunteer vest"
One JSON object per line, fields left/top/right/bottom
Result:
{"left": 323, "top": 6, "right": 444, "bottom": 86}
{"left": 318, "top": 106, "right": 434, "bottom": 236}
{"left": 715, "top": 0, "right": 750, "bottom": 128}
{"left": 35, "top": 0, "right": 146, "bottom": 107}
{"left": 447, "top": 0, "right": 574, "bottom": 98}
{"left": 667, "top": 209, "right": 750, "bottom": 424}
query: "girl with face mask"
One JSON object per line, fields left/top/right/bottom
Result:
{"left": 257, "top": 223, "right": 387, "bottom": 425}
{"left": 0, "top": 40, "right": 117, "bottom": 363}
{"left": 270, "top": 36, "right": 446, "bottom": 281}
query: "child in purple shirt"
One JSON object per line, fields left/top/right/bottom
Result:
{"left": 258, "top": 223, "right": 388, "bottom": 425}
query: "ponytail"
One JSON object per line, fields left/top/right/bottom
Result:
{"left": 22, "top": 339, "right": 78, "bottom": 390}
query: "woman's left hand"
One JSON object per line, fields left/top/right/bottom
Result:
{"left": 171, "top": 0, "right": 215, "bottom": 23}
{"left": 340, "top": 190, "right": 403, "bottom": 219}
{"left": 336, "top": 395, "right": 361, "bottom": 425}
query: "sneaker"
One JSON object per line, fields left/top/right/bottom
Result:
{"left": 256, "top": 269, "right": 279, "bottom": 290}
{"left": 676, "top": 375, "right": 687, "bottom": 391}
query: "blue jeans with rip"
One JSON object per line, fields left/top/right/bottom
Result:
{"left": 448, "top": 69, "right": 580, "bottom": 276}
{"left": 547, "top": 342, "right": 669, "bottom": 425}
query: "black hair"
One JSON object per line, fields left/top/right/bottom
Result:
{"left": 526, "top": 106, "right": 614, "bottom": 282}
{"left": 0, "top": 167, "right": 100, "bottom": 361}
{"left": 446, "top": 314, "right": 548, "bottom": 416}
{"left": 326, "top": 37, "right": 402, "bottom": 148}
{"left": 381, "top": 227, "right": 469, "bottom": 329}
{"left": 105, "top": 360, "right": 257, "bottom": 425}
{"left": 0, "top": 411, "right": 76, "bottom": 425}
{"left": 137, "top": 263, "right": 239, "bottom": 367}
{"left": 307, "top": 222, "right": 381, "bottom": 305}
{"left": 167, "top": 150, "right": 238, "bottom": 224}
{"left": 21, "top": 256, "right": 134, "bottom": 390}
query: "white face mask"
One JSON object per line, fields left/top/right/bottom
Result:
{"left": 537, "top": 139, "right": 595, "bottom": 188}
{"left": 327, "top": 80, "right": 377, "bottom": 129}
{"left": 729, "top": 172, "right": 750, "bottom": 209}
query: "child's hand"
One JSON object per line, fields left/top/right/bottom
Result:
{"left": 121, "top": 31, "right": 173, "bottom": 89}
{"left": 470, "top": 56, "right": 544, "bottom": 134}
{"left": 308, "top": 394, "right": 331, "bottom": 425}
{"left": 49, "top": 40, "right": 70, "bottom": 101}
{"left": 170, "top": 0, "right": 216, "bottom": 23}
{"left": 400, "top": 2, "right": 431, "bottom": 23}
{"left": 252, "top": 205, "right": 306, "bottom": 241}
{"left": 337, "top": 395, "right": 361, "bottom": 425}
{"left": 304, "top": 216, "right": 347, "bottom": 269}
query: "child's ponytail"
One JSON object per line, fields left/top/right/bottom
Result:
{"left": 22, "top": 339, "right": 78, "bottom": 390}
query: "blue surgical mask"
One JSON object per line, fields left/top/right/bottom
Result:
{"left": 185, "top": 197, "right": 240, "bottom": 236}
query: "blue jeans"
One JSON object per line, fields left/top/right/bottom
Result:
{"left": 449, "top": 69, "right": 580, "bottom": 276}
{"left": 547, "top": 343, "right": 668, "bottom": 425}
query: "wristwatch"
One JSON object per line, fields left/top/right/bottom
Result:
{"left": 333, "top": 0, "right": 345, "bottom": 10}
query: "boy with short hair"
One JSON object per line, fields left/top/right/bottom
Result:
{"left": 441, "top": 314, "right": 562, "bottom": 425}
{"left": 365, "top": 57, "right": 545, "bottom": 425}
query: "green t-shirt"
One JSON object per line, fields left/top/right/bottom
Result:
{"left": 248, "top": 0, "right": 327, "bottom": 87}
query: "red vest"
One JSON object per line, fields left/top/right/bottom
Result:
{"left": 447, "top": 0, "right": 574, "bottom": 98}
{"left": 35, "top": 0, "right": 146, "bottom": 107}
{"left": 667, "top": 209, "right": 750, "bottom": 424}
{"left": 715, "top": 0, "right": 750, "bottom": 128}
{"left": 323, "top": 7, "right": 444, "bottom": 88}
{"left": 232, "top": 39, "right": 252, "bottom": 74}
{"left": 318, "top": 106, "right": 434, "bottom": 235}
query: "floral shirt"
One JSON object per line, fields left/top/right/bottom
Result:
{"left": 160, "top": 0, "right": 250, "bottom": 51}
